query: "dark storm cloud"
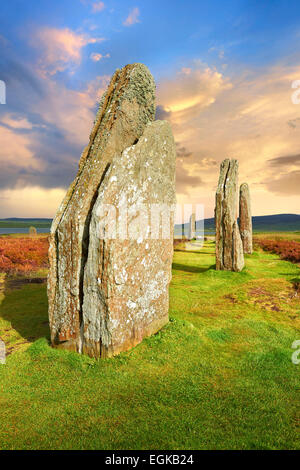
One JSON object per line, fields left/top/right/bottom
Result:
{"left": 266, "top": 170, "right": 300, "bottom": 195}
{"left": 1, "top": 59, "right": 44, "bottom": 96}
{"left": 0, "top": 53, "right": 46, "bottom": 112}
{"left": 0, "top": 156, "right": 77, "bottom": 191}
{"left": 176, "top": 161, "right": 202, "bottom": 195}
{"left": 287, "top": 118, "right": 300, "bottom": 129}
{"left": 176, "top": 142, "right": 192, "bottom": 159}
{"left": 0, "top": 42, "right": 86, "bottom": 192}
{"left": 268, "top": 154, "right": 300, "bottom": 167}
{"left": 155, "top": 105, "right": 171, "bottom": 121}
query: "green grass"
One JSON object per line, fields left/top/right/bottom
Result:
{"left": 0, "top": 221, "right": 51, "bottom": 229}
{"left": 0, "top": 241, "right": 299, "bottom": 450}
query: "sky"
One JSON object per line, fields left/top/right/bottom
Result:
{"left": 0, "top": 0, "right": 300, "bottom": 219}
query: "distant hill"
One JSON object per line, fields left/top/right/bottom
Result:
{"left": 3, "top": 218, "right": 52, "bottom": 222}
{"left": 175, "top": 213, "right": 300, "bottom": 235}
{"left": 2, "top": 214, "right": 300, "bottom": 232}
{"left": 0, "top": 218, "right": 52, "bottom": 228}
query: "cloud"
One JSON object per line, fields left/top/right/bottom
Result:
{"left": 287, "top": 117, "right": 300, "bottom": 128}
{"left": 176, "top": 160, "right": 203, "bottom": 195}
{"left": 92, "top": 1, "right": 105, "bottom": 13}
{"left": 0, "top": 186, "right": 66, "bottom": 218}
{"left": 0, "top": 39, "right": 111, "bottom": 205}
{"left": 32, "top": 27, "right": 105, "bottom": 75}
{"left": 2, "top": 24, "right": 300, "bottom": 219}
{"left": 157, "top": 65, "right": 232, "bottom": 140}
{"left": 1, "top": 114, "right": 33, "bottom": 130}
{"left": 0, "top": 32, "right": 106, "bottom": 216}
{"left": 157, "top": 63, "right": 232, "bottom": 203}
{"left": 155, "top": 105, "right": 171, "bottom": 120}
{"left": 156, "top": 61, "right": 300, "bottom": 215}
{"left": 176, "top": 143, "right": 192, "bottom": 159}
{"left": 90, "top": 52, "right": 110, "bottom": 62}
{"left": 0, "top": 58, "right": 45, "bottom": 102}
{"left": 0, "top": 124, "right": 38, "bottom": 169}
{"left": 123, "top": 7, "right": 140, "bottom": 27}
{"left": 266, "top": 170, "right": 300, "bottom": 195}
{"left": 33, "top": 74, "right": 110, "bottom": 147}
{"left": 268, "top": 154, "right": 300, "bottom": 167}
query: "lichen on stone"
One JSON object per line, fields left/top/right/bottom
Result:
{"left": 215, "top": 159, "right": 244, "bottom": 272}
{"left": 48, "top": 64, "right": 176, "bottom": 358}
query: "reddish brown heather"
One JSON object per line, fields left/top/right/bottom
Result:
{"left": 255, "top": 238, "right": 300, "bottom": 263}
{"left": 0, "top": 237, "right": 49, "bottom": 274}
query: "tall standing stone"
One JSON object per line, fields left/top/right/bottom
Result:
{"left": 239, "top": 183, "right": 253, "bottom": 254}
{"left": 215, "top": 159, "right": 244, "bottom": 272}
{"left": 48, "top": 63, "right": 176, "bottom": 357}
{"left": 188, "top": 213, "right": 196, "bottom": 239}
{"left": 82, "top": 120, "right": 176, "bottom": 357}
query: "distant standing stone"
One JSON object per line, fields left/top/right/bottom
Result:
{"left": 215, "top": 159, "right": 244, "bottom": 272}
{"left": 188, "top": 213, "right": 196, "bottom": 239}
{"left": 239, "top": 183, "right": 253, "bottom": 254}
{"left": 28, "top": 226, "right": 37, "bottom": 237}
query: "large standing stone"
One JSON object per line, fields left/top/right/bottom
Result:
{"left": 239, "top": 183, "right": 253, "bottom": 254}
{"left": 48, "top": 63, "right": 176, "bottom": 357}
{"left": 48, "top": 64, "right": 156, "bottom": 352}
{"left": 188, "top": 213, "right": 196, "bottom": 239}
{"left": 82, "top": 120, "right": 176, "bottom": 357}
{"left": 215, "top": 159, "right": 244, "bottom": 272}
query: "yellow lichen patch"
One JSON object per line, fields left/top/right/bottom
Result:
{"left": 243, "top": 278, "right": 300, "bottom": 327}
{"left": 247, "top": 278, "right": 299, "bottom": 311}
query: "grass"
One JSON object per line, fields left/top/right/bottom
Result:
{"left": 0, "top": 220, "right": 51, "bottom": 229}
{"left": 254, "top": 231, "right": 300, "bottom": 242}
{"left": 0, "top": 239, "right": 299, "bottom": 449}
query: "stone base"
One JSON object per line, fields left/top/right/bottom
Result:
{"left": 83, "top": 314, "right": 169, "bottom": 358}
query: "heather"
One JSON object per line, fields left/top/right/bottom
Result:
{"left": 0, "top": 236, "right": 49, "bottom": 274}
{"left": 255, "top": 237, "right": 300, "bottom": 264}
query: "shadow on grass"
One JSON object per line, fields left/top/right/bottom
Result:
{"left": 290, "top": 277, "right": 300, "bottom": 292}
{"left": 0, "top": 276, "right": 50, "bottom": 348}
{"left": 174, "top": 250, "right": 214, "bottom": 255}
{"left": 172, "top": 263, "right": 215, "bottom": 273}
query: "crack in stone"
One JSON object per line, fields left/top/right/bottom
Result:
{"left": 78, "top": 163, "right": 111, "bottom": 354}
{"left": 215, "top": 159, "right": 244, "bottom": 272}
{"left": 48, "top": 64, "right": 175, "bottom": 358}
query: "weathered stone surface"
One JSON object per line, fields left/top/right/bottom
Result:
{"left": 232, "top": 221, "right": 245, "bottom": 271}
{"left": 48, "top": 64, "right": 176, "bottom": 358}
{"left": 215, "top": 159, "right": 244, "bottom": 272}
{"left": 239, "top": 183, "right": 253, "bottom": 254}
{"left": 48, "top": 64, "right": 156, "bottom": 352}
{"left": 82, "top": 120, "right": 176, "bottom": 357}
{"left": 188, "top": 213, "right": 196, "bottom": 239}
